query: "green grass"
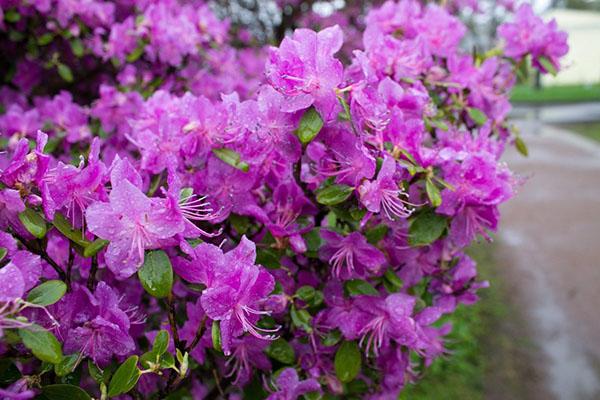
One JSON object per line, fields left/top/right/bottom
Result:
{"left": 511, "top": 84, "right": 600, "bottom": 104}
{"left": 557, "top": 122, "right": 600, "bottom": 143}
{"left": 398, "top": 244, "right": 512, "bottom": 400}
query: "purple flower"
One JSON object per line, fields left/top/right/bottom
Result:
{"left": 54, "top": 282, "right": 136, "bottom": 366}
{"left": 264, "top": 180, "right": 316, "bottom": 253}
{"left": 37, "top": 91, "right": 90, "bottom": 143}
{"left": 225, "top": 336, "right": 271, "bottom": 385}
{"left": 0, "top": 251, "right": 41, "bottom": 302}
{"left": 85, "top": 159, "right": 183, "bottom": 279}
{"left": 498, "top": 3, "right": 568, "bottom": 73}
{"left": 353, "top": 293, "right": 418, "bottom": 355}
{"left": 41, "top": 138, "right": 107, "bottom": 222}
{"left": 266, "top": 25, "right": 344, "bottom": 121}
{"left": 358, "top": 157, "right": 415, "bottom": 220}
{"left": 267, "top": 368, "right": 321, "bottom": 400}
{"left": 320, "top": 230, "right": 386, "bottom": 279}
{"left": 176, "top": 237, "right": 277, "bottom": 355}
{"left": 0, "top": 131, "right": 49, "bottom": 188}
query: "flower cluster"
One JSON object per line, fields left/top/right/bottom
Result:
{"left": 0, "top": 0, "right": 567, "bottom": 399}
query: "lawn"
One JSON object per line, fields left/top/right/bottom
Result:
{"left": 557, "top": 122, "right": 600, "bottom": 143}
{"left": 399, "top": 243, "right": 541, "bottom": 400}
{"left": 511, "top": 84, "right": 600, "bottom": 104}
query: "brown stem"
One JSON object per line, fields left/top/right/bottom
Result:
{"left": 65, "top": 245, "right": 74, "bottom": 291}
{"left": 185, "top": 316, "right": 208, "bottom": 354}
{"left": 166, "top": 293, "right": 181, "bottom": 350}
{"left": 87, "top": 255, "right": 98, "bottom": 292}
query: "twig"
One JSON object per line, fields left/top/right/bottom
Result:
{"left": 166, "top": 293, "right": 181, "bottom": 350}
{"left": 185, "top": 316, "right": 208, "bottom": 353}
{"left": 87, "top": 255, "right": 98, "bottom": 291}
{"left": 65, "top": 245, "right": 74, "bottom": 291}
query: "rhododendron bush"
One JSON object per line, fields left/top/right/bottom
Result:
{"left": 0, "top": 0, "right": 568, "bottom": 399}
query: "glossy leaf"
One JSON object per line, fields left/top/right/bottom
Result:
{"left": 408, "top": 209, "right": 448, "bottom": 247}
{"left": 335, "top": 341, "right": 361, "bottom": 383}
{"left": 40, "top": 384, "right": 91, "bottom": 400}
{"left": 138, "top": 250, "right": 173, "bottom": 299}
{"left": 265, "top": 338, "right": 295, "bottom": 365}
{"left": 18, "top": 208, "right": 47, "bottom": 239}
{"left": 19, "top": 324, "right": 63, "bottom": 364}
{"left": 27, "top": 280, "right": 67, "bottom": 306}
{"left": 296, "top": 107, "right": 323, "bottom": 145}
{"left": 316, "top": 184, "right": 354, "bottom": 206}
{"left": 107, "top": 356, "right": 140, "bottom": 398}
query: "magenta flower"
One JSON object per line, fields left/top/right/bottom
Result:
{"left": 176, "top": 237, "right": 278, "bottom": 355}
{"left": 320, "top": 230, "right": 386, "bottom": 279}
{"left": 498, "top": 3, "right": 568, "bottom": 73}
{"left": 85, "top": 159, "right": 183, "bottom": 279}
{"left": 266, "top": 25, "right": 344, "bottom": 120}
{"left": 358, "top": 157, "right": 415, "bottom": 220}
{"left": 267, "top": 368, "right": 321, "bottom": 400}
{"left": 55, "top": 282, "right": 136, "bottom": 366}
{"left": 225, "top": 336, "right": 271, "bottom": 385}
{"left": 41, "top": 138, "right": 107, "bottom": 223}
{"left": 354, "top": 293, "right": 418, "bottom": 355}
{"left": 0, "top": 251, "right": 41, "bottom": 302}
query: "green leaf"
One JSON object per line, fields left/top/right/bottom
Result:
{"left": 255, "top": 248, "right": 281, "bottom": 270}
{"left": 4, "top": 9, "right": 20, "bottom": 23}
{"left": 295, "top": 286, "right": 316, "bottom": 302}
{"left": 296, "top": 107, "right": 323, "bottom": 145}
{"left": 70, "top": 39, "right": 84, "bottom": 57}
{"left": 383, "top": 269, "right": 403, "bottom": 291}
{"left": 40, "top": 384, "right": 91, "bottom": 400}
{"left": 334, "top": 341, "right": 361, "bottom": 383}
{"left": 19, "top": 324, "right": 63, "bottom": 364}
{"left": 303, "top": 228, "right": 322, "bottom": 254}
{"left": 322, "top": 330, "right": 342, "bottom": 347}
{"left": 107, "top": 356, "right": 140, "bottom": 398}
{"left": 0, "top": 359, "right": 21, "bottom": 386}
{"left": 52, "top": 213, "right": 88, "bottom": 247}
{"left": 87, "top": 360, "right": 103, "bottom": 384}
{"left": 428, "top": 118, "right": 449, "bottom": 131}
{"left": 515, "top": 136, "right": 529, "bottom": 157}
{"left": 37, "top": 32, "right": 54, "bottom": 46}
{"left": 54, "top": 354, "right": 80, "bottom": 377}
{"left": 290, "top": 306, "right": 313, "bottom": 334}
{"left": 538, "top": 56, "right": 558, "bottom": 76}
{"left": 27, "top": 280, "right": 67, "bottom": 306}
{"left": 83, "top": 239, "right": 109, "bottom": 257}
{"left": 18, "top": 208, "right": 47, "bottom": 239}
{"left": 316, "top": 184, "right": 354, "bottom": 206}
{"left": 345, "top": 279, "right": 378, "bottom": 296}
{"left": 138, "top": 250, "right": 173, "bottom": 299}
{"left": 126, "top": 42, "right": 145, "bottom": 63}
{"left": 365, "top": 225, "right": 388, "bottom": 245}
{"left": 467, "top": 107, "right": 487, "bottom": 126}
{"left": 265, "top": 338, "right": 295, "bottom": 365}
{"left": 212, "top": 321, "right": 222, "bottom": 353}
{"left": 57, "top": 63, "right": 73, "bottom": 83}
{"left": 0, "top": 247, "right": 7, "bottom": 262}
{"left": 159, "top": 352, "right": 176, "bottom": 369}
{"left": 425, "top": 178, "right": 442, "bottom": 207}
{"left": 212, "top": 148, "right": 249, "bottom": 172}
{"left": 153, "top": 330, "right": 170, "bottom": 356}
{"left": 408, "top": 209, "right": 448, "bottom": 247}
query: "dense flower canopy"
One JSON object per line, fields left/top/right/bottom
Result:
{"left": 0, "top": 0, "right": 567, "bottom": 399}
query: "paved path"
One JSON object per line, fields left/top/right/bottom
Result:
{"left": 495, "top": 121, "right": 600, "bottom": 400}
{"left": 512, "top": 102, "right": 600, "bottom": 124}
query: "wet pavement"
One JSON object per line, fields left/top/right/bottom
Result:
{"left": 495, "top": 121, "right": 600, "bottom": 400}
{"left": 512, "top": 102, "right": 600, "bottom": 124}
